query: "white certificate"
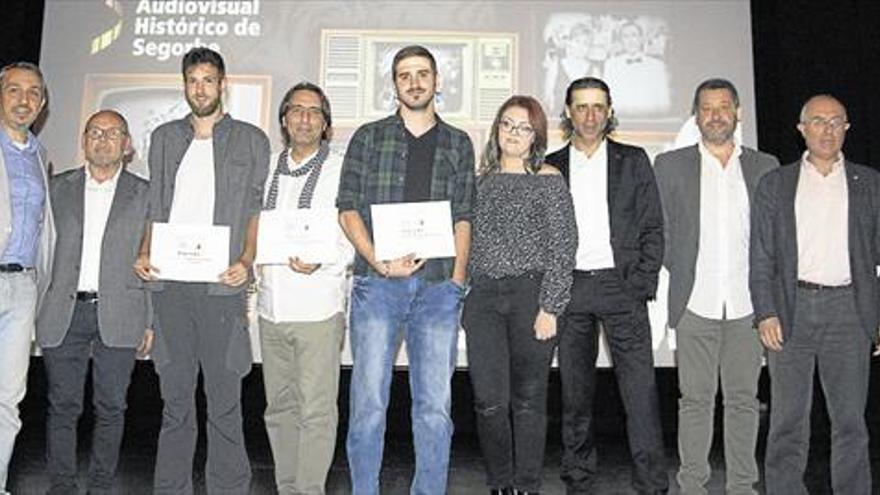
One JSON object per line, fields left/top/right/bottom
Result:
{"left": 150, "top": 223, "right": 230, "bottom": 282}
{"left": 371, "top": 201, "right": 455, "bottom": 261}
{"left": 256, "top": 208, "right": 339, "bottom": 265}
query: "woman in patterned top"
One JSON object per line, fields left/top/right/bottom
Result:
{"left": 462, "top": 95, "right": 578, "bottom": 495}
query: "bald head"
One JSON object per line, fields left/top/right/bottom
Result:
{"left": 799, "top": 94, "right": 847, "bottom": 124}
{"left": 82, "top": 109, "right": 131, "bottom": 177}
{"left": 797, "top": 94, "right": 849, "bottom": 169}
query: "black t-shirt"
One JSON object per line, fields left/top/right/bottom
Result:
{"left": 403, "top": 125, "right": 438, "bottom": 202}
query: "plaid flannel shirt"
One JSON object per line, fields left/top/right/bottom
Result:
{"left": 336, "top": 113, "right": 475, "bottom": 281}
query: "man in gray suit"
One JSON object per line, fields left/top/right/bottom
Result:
{"left": 0, "top": 62, "right": 55, "bottom": 495}
{"left": 655, "top": 79, "right": 778, "bottom": 495}
{"left": 751, "top": 94, "right": 878, "bottom": 494}
{"left": 37, "top": 109, "right": 152, "bottom": 494}
{"left": 134, "top": 47, "right": 269, "bottom": 494}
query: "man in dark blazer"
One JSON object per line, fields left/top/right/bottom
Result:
{"left": 546, "top": 77, "right": 667, "bottom": 495}
{"left": 37, "top": 110, "right": 152, "bottom": 494}
{"left": 750, "top": 94, "right": 877, "bottom": 494}
{"left": 655, "top": 79, "right": 778, "bottom": 495}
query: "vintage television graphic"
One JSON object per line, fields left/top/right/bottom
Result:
{"left": 79, "top": 73, "right": 272, "bottom": 177}
{"left": 320, "top": 29, "right": 517, "bottom": 125}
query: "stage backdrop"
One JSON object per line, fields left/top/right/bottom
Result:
{"left": 40, "top": 0, "right": 755, "bottom": 367}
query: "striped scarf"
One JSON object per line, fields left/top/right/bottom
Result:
{"left": 264, "top": 143, "right": 329, "bottom": 210}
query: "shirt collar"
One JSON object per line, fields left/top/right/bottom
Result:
{"left": 801, "top": 150, "right": 844, "bottom": 176}
{"left": 84, "top": 163, "right": 122, "bottom": 190}
{"left": 570, "top": 138, "right": 607, "bottom": 164}
{"left": 697, "top": 140, "right": 743, "bottom": 167}
{"left": 0, "top": 128, "right": 38, "bottom": 155}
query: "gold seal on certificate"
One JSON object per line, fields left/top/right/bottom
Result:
{"left": 371, "top": 200, "right": 456, "bottom": 261}
{"left": 150, "top": 223, "right": 230, "bottom": 282}
{"left": 255, "top": 208, "right": 340, "bottom": 265}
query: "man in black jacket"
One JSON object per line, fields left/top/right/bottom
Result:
{"left": 546, "top": 77, "right": 667, "bottom": 495}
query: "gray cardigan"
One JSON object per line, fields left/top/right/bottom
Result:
{"left": 145, "top": 113, "right": 270, "bottom": 295}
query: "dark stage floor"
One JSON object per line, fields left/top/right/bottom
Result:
{"left": 7, "top": 358, "right": 880, "bottom": 494}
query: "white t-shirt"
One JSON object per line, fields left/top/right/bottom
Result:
{"left": 169, "top": 138, "right": 215, "bottom": 225}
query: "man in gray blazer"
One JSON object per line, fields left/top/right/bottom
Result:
{"left": 0, "top": 62, "right": 55, "bottom": 494}
{"left": 655, "top": 79, "right": 778, "bottom": 495}
{"left": 750, "top": 94, "right": 878, "bottom": 494}
{"left": 37, "top": 110, "right": 152, "bottom": 494}
{"left": 133, "top": 47, "right": 269, "bottom": 494}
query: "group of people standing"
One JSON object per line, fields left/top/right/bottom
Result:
{"left": 0, "top": 42, "right": 875, "bottom": 495}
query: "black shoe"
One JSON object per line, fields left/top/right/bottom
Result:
{"left": 490, "top": 489, "right": 513, "bottom": 495}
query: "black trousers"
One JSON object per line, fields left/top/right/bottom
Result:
{"left": 558, "top": 269, "right": 668, "bottom": 494}
{"left": 42, "top": 300, "right": 137, "bottom": 495}
{"left": 462, "top": 272, "right": 556, "bottom": 492}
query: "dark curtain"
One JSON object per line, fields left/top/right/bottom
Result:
{"left": 0, "top": 1, "right": 44, "bottom": 67}
{"left": 752, "top": 0, "right": 880, "bottom": 166}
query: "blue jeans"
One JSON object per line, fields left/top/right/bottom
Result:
{"left": 346, "top": 275, "right": 463, "bottom": 495}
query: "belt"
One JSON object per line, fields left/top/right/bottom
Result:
{"left": 574, "top": 268, "right": 616, "bottom": 277}
{"left": 0, "top": 263, "right": 31, "bottom": 273}
{"left": 796, "top": 280, "right": 851, "bottom": 291}
{"left": 76, "top": 291, "right": 99, "bottom": 303}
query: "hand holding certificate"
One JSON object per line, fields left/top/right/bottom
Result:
{"left": 150, "top": 223, "right": 230, "bottom": 282}
{"left": 255, "top": 208, "right": 340, "bottom": 265}
{"left": 371, "top": 200, "right": 456, "bottom": 261}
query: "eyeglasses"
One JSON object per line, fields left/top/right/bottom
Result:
{"left": 499, "top": 118, "right": 535, "bottom": 136}
{"left": 804, "top": 117, "right": 849, "bottom": 132}
{"left": 287, "top": 105, "right": 324, "bottom": 119}
{"left": 85, "top": 127, "right": 127, "bottom": 141}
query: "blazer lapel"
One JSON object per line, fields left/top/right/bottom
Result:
{"left": 557, "top": 143, "right": 572, "bottom": 185}
{"left": 105, "top": 171, "right": 135, "bottom": 235}
{"left": 781, "top": 163, "right": 800, "bottom": 273}
{"left": 681, "top": 145, "right": 701, "bottom": 254}
{"left": 845, "top": 162, "right": 864, "bottom": 263}
{"left": 606, "top": 140, "right": 623, "bottom": 230}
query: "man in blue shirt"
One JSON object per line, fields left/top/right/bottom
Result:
{"left": 0, "top": 61, "right": 55, "bottom": 494}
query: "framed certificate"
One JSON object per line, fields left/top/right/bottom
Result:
{"left": 150, "top": 223, "right": 230, "bottom": 282}
{"left": 255, "top": 208, "right": 340, "bottom": 265}
{"left": 371, "top": 200, "right": 456, "bottom": 261}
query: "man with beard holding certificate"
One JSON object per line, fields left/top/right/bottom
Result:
{"left": 336, "top": 45, "right": 475, "bottom": 494}
{"left": 133, "top": 47, "right": 269, "bottom": 494}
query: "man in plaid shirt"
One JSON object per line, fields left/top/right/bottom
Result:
{"left": 337, "top": 45, "right": 475, "bottom": 495}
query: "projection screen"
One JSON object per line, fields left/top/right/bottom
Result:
{"left": 40, "top": 0, "right": 755, "bottom": 367}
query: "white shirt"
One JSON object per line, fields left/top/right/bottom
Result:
{"left": 77, "top": 165, "right": 121, "bottom": 292}
{"left": 687, "top": 143, "right": 752, "bottom": 319}
{"left": 257, "top": 149, "right": 354, "bottom": 323}
{"left": 795, "top": 152, "right": 850, "bottom": 285}
{"left": 168, "top": 138, "right": 215, "bottom": 225}
{"left": 569, "top": 140, "right": 615, "bottom": 270}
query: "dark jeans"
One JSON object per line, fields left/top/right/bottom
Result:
{"left": 151, "top": 283, "right": 253, "bottom": 495}
{"left": 558, "top": 269, "right": 667, "bottom": 494}
{"left": 42, "top": 300, "right": 137, "bottom": 495}
{"left": 765, "top": 286, "right": 871, "bottom": 495}
{"left": 462, "top": 272, "right": 556, "bottom": 492}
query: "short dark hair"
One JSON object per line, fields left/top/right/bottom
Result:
{"left": 391, "top": 45, "right": 437, "bottom": 80}
{"left": 479, "top": 95, "right": 548, "bottom": 176}
{"left": 691, "top": 78, "right": 739, "bottom": 115}
{"left": 0, "top": 61, "right": 46, "bottom": 97}
{"left": 560, "top": 76, "right": 617, "bottom": 139}
{"left": 277, "top": 81, "right": 333, "bottom": 146}
{"left": 181, "top": 47, "right": 226, "bottom": 78}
